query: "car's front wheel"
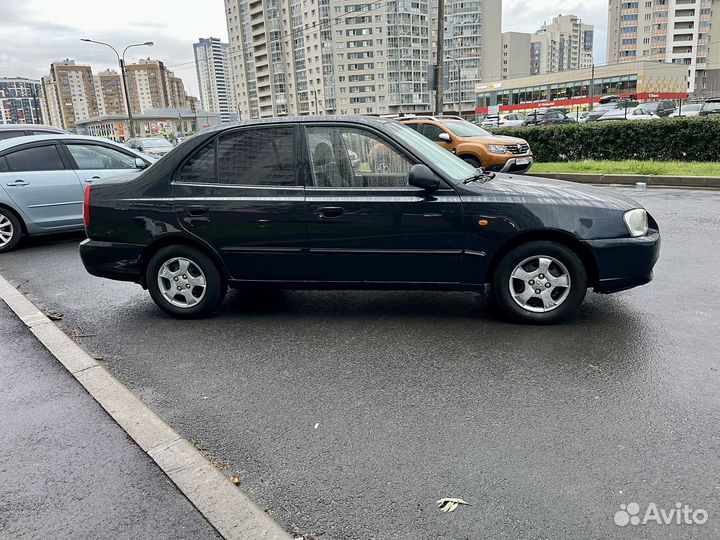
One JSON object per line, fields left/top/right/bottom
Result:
{"left": 0, "top": 208, "right": 22, "bottom": 253}
{"left": 146, "top": 245, "right": 225, "bottom": 318}
{"left": 491, "top": 241, "right": 587, "bottom": 324}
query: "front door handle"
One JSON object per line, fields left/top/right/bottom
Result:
{"left": 6, "top": 179, "right": 29, "bottom": 187}
{"left": 317, "top": 206, "right": 344, "bottom": 219}
{"left": 84, "top": 176, "right": 101, "bottom": 183}
{"left": 185, "top": 205, "right": 209, "bottom": 216}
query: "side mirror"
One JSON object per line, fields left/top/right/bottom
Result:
{"left": 135, "top": 157, "right": 147, "bottom": 169}
{"left": 438, "top": 133, "right": 452, "bottom": 142}
{"left": 408, "top": 164, "right": 440, "bottom": 191}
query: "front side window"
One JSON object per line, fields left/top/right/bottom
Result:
{"left": 217, "top": 126, "right": 296, "bottom": 186}
{"left": 4, "top": 145, "right": 65, "bottom": 172}
{"left": 307, "top": 126, "right": 412, "bottom": 188}
{"left": 421, "top": 123, "right": 446, "bottom": 141}
{"left": 67, "top": 144, "right": 138, "bottom": 170}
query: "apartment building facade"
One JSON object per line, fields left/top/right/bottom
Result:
{"left": 531, "top": 15, "right": 594, "bottom": 75}
{"left": 40, "top": 60, "right": 99, "bottom": 131}
{"left": 225, "top": 0, "right": 502, "bottom": 118}
{"left": 501, "top": 32, "right": 531, "bottom": 79}
{"left": 194, "top": 37, "right": 238, "bottom": 123}
{"left": 40, "top": 59, "right": 195, "bottom": 132}
{"left": 0, "top": 77, "right": 43, "bottom": 125}
{"left": 607, "top": 0, "right": 718, "bottom": 94}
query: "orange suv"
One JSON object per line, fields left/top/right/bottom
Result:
{"left": 399, "top": 116, "right": 533, "bottom": 174}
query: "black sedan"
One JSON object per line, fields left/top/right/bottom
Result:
{"left": 79, "top": 116, "right": 660, "bottom": 324}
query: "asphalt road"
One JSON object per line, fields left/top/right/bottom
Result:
{"left": 1, "top": 187, "right": 718, "bottom": 540}
{"left": 0, "top": 304, "right": 220, "bottom": 540}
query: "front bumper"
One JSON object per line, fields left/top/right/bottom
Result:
{"left": 585, "top": 230, "right": 661, "bottom": 293}
{"left": 484, "top": 156, "right": 534, "bottom": 174}
{"left": 79, "top": 238, "right": 145, "bottom": 283}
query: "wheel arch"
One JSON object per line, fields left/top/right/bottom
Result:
{"left": 139, "top": 234, "right": 230, "bottom": 288}
{"left": 0, "top": 202, "right": 28, "bottom": 235}
{"left": 484, "top": 229, "right": 599, "bottom": 287}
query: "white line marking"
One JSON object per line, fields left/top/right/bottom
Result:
{"left": 0, "top": 272, "right": 291, "bottom": 540}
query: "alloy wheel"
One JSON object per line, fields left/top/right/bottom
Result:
{"left": 0, "top": 214, "right": 14, "bottom": 248}
{"left": 509, "top": 255, "right": 571, "bottom": 313}
{"left": 157, "top": 257, "right": 207, "bottom": 308}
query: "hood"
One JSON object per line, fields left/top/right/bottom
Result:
{"left": 461, "top": 172, "right": 641, "bottom": 212}
{"left": 465, "top": 134, "right": 528, "bottom": 145}
{"left": 144, "top": 147, "right": 173, "bottom": 155}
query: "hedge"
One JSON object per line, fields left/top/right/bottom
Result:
{"left": 490, "top": 116, "right": 720, "bottom": 162}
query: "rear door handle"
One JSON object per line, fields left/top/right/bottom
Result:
{"left": 185, "top": 205, "right": 209, "bottom": 216}
{"left": 84, "top": 176, "right": 101, "bottom": 183}
{"left": 317, "top": 206, "right": 344, "bottom": 219}
{"left": 6, "top": 179, "right": 29, "bottom": 187}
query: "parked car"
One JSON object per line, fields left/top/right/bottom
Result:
{"left": 597, "top": 105, "right": 660, "bottom": 122}
{"left": 0, "top": 134, "right": 153, "bottom": 252}
{"left": 698, "top": 101, "right": 720, "bottom": 116}
{"left": 639, "top": 100, "right": 676, "bottom": 117}
{"left": 0, "top": 124, "right": 67, "bottom": 141}
{"left": 585, "top": 100, "right": 639, "bottom": 122}
{"left": 399, "top": 116, "right": 533, "bottom": 173}
{"left": 79, "top": 116, "right": 660, "bottom": 324}
{"left": 522, "top": 109, "right": 577, "bottom": 126}
{"left": 126, "top": 137, "right": 174, "bottom": 159}
{"left": 495, "top": 113, "right": 526, "bottom": 128}
{"left": 577, "top": 111, "right": 591, "bottom": 123}
{"left": 669, "top": 103, "right": 704, "bottom": 117}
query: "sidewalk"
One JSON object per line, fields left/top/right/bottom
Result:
{"left": 0, "top": 302, "right": 220, "bottom": 540}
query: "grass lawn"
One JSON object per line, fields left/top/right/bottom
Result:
{"left": 531, "top": 160, "right": 720, "bottom": 177}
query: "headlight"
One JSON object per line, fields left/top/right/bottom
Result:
{"left": 487, "top": 144, "right": 508, "bottom": 154}
{"left": 623, "top": 208, "right": 648, "bottom": 237}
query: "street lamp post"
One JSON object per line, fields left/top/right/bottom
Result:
{"left": 80, "top": 39, "right": 154, "bottom": 139}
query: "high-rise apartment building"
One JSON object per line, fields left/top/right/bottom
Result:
{"left": 442, "top": 0, "right": 502, "bottom": 111}
{"left": 531, "top": 15, "right": 594, "bottom": 75}
{"left": 225, "top": 0, "right": 502, "bottom": 117}
{"left": 40, "top": 59, "right": 193, "bottom": 131}
{"left": 607, "top": 0, "right": 718, "bottom": 94}
{"left": 40, "top": 60, "right": 99, "bottom": 131}
{"left": 501, "top": 32, "right": 531, "bottom": 79}
{"left": 194, "top": 37, "right": 238, "bottom": 123}
{"left": 0, "top": 77, "right": 43, "bottom": 124}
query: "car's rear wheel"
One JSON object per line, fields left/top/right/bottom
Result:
{"left": 0, "top": 208, "right": 22, "bottom": 253}
{"left": 491, "top": 241, "right": 587, "bottom": 324}
{"left": 146, "top": 245, "right": 225, "bottom": 318}
{"left": 462, "top": 156, "right": 482, "bottom": 169}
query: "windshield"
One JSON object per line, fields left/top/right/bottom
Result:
{"left": 439, "top": 120, "right": 492, "bottom": 137}
{"left": 140, "top": 138, "right": 173, "bottom": 148}
{"left": 385, "top": 121, "right": 478, "bottom": 184}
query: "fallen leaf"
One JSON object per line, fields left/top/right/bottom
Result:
{"left": 437, "top": 497, "right": 471, "bottom": 513}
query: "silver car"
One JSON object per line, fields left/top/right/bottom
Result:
{"left": 0, "top": 134, "right": 152, "bottom": 252}
{"left": 126, "top": 137, "right": 174, "bottom": 159}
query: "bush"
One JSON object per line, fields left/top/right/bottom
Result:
{"left": 491, "top": 116, "right": 720, "bottom": 162}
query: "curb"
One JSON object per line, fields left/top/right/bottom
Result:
{"left": 532, "top": 172, "right": 720, "bottom": 189}
{"left": 0, "top": 273, "right": 292, "bottom": 540}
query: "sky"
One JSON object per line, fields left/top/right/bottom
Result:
{"left": 0, "top": 0, "right": 608, "bottom": 96}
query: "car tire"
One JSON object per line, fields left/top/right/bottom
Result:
{"left": 146, "top": 245, "right": 225, "bottom": 318}
{"left": 0, "top": 208, "right": 22, "bottom": 253}
{"left": 462, "top": 156, "right": 482, "bottom": 169}
{"left": 491, "top": 241, "right": 587, "bottom": 324}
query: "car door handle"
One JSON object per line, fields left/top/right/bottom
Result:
{"left": 185, "top": 205, "right": 209, "bottom": 216}
{"left": 317, "top": 206, "right": 344, "bottom": 219}
{"left": 6, "top": 179, "right": 29, "bottom": 187}
{"left": 84, "top": 176, "right": 101, "bottom": 183}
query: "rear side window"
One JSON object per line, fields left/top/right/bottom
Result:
{"left": 5, "top": 145, "right": 65, "bottom": 172}
{"left": 179, "top": 141, "right": 216, "bottom": 183}
{"left": 217, "top": 126, "right": 296, "bottom": 186}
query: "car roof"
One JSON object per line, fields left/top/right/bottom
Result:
{"left": 198, "top": 115, "right": 398, "bottom": 136}
{"left": 0, "top": 124, "right": 66, "bottom": 132}
{"left": 0, "top": 133, "right": 135, "bottom": 153}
